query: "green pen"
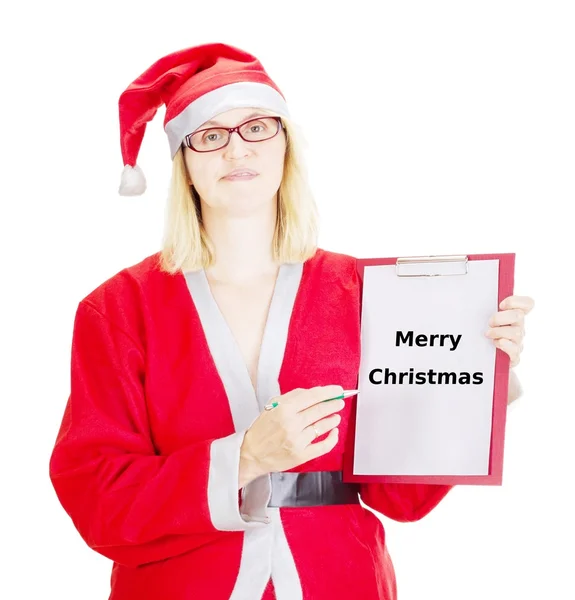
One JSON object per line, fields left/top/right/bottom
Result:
{"left": 322, "top": 389, "right": 360, "bottom": 402}
{"left": 264, "top": 389, "right": 359, "bottom": 411}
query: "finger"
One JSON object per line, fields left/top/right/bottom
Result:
{"left": 499, "top": 295, "right": 535, "bottom": 314}
{"left": 264, "top": 387, "right": 315, "bottom": 412}
{"left": 299, "top": 398, "right": 346, "bottom": 429}
{"left": 489, "top": 309, "right": 525, "bottom": 327}
{"left": 485, "top": 325, "right": 523, "bottom": 344}
{"left": 494, "top": 338, "right": 520, "bottom": 366}
{"left": 290, "top": 385, "right": 344, "bottom": 412}
{"left": 301, "top": 414, "right": 342, "bottom": 446}
{"left": 304, "top": 427, "right": 339, "bottom": 460}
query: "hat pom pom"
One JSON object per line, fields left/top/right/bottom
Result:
{"left": 119, "top": 164, "right": 147, "bottom": 196}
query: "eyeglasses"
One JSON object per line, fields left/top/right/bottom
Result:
{"left": 183, "top": 116, "right": 283, "bottom": 153}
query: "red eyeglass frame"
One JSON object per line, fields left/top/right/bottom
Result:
{"left": 183, "top": 116, "right": 284, "bottom": 153}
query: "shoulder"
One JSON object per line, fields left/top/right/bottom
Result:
{"left": 76, "top": 251, "right": 184, "bottom": 335}
{"left": 79, "top": 251, "right": 169, "bottom": 308}
{"left": 304, "top": 247, "right": 358, "bottom": 283}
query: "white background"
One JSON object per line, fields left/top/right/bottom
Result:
{"left": 1, "top": 1, "right": 574, "bottom": 598}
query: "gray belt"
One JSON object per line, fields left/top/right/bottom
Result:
{"left": 268, "top": 470, "right": 360, "bottom": 507}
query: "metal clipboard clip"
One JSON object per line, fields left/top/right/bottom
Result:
{"left": 395, "top": 254, "right": 469, "bottom": 277}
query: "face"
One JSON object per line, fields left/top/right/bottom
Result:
{"left": 182, "top": 107, "right": 287, "bottom": 216}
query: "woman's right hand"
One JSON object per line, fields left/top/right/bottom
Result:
{"left": 238, "top": 385, "right": 345, "bottom": 487}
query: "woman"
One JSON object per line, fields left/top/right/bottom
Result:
{"left": 48, "top": 42, "right": 534, "bottom": 600}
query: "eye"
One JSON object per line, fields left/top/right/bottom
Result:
{"left": 240, "top": 119, "right": 274, "bottom": 139}
{"left": 204, "top": 131, "right": 223, "bottom": 142}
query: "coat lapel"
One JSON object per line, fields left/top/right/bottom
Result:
{"left": 183, "top": 262, "right": 304, "bottom": 430}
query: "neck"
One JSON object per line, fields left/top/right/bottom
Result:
{"left": 201, "top": 200, "right": 279, "bottom": 284}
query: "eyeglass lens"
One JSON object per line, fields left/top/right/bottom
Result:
{"left": 190, "top": 117, "right": 279, "bottom": 151}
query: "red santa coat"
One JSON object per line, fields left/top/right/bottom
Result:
{"left": 49, "top": 247, "right": 452, "bottom": 599}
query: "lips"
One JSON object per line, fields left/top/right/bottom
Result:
{"left": 222, "top": 168, "right": 258, "bottom": 179}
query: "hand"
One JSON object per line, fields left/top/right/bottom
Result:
{"left": 239, "top": 385, "right": 345, "bottom": 484}
{"left": 485, "top": 295, "right": 535, "bottom": 368}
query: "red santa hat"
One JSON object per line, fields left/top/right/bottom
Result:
{"left": 117, "top": 42, "right": 290, "bottom": 196}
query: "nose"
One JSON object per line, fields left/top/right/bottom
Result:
{"left": 223, "top": 130, "right": 251, "bottom": 159}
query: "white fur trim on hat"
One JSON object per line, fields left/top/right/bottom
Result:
{"left": 165, "top": 81, "right": 290, "bottom": 159}
{"left": 119, "top": 164, "right": 147, "bottom": 196}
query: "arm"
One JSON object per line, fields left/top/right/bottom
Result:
{"left": 359, "top": 482, "right": 453, "bottom": 522}
{"left": 49, "top": 301, "right": 270, "bottom": 568}
{"left": 507, "top": 368, "right": 522, "bottom": 407}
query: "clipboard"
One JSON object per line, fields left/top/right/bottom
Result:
{"left": 343, "top": 252, "right": 515, "bottom": 486}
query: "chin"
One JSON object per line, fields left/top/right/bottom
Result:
{"left": 226, "top": 194, "right": 276, "bottom": 213}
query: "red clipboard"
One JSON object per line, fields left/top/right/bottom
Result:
{"left": 343, "top": 253, "right": 515, "bottom": 486}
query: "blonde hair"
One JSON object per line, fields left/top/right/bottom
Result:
{"left": 158, "top": 109, "right": 320, "bottom": 274}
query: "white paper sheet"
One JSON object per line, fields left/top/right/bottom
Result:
{"left": 353, "top": 259, "right": 499, "bottom": 476}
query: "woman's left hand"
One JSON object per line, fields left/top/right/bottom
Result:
{"left": 485, "top": 295, "right": 535, "bottom": 368}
